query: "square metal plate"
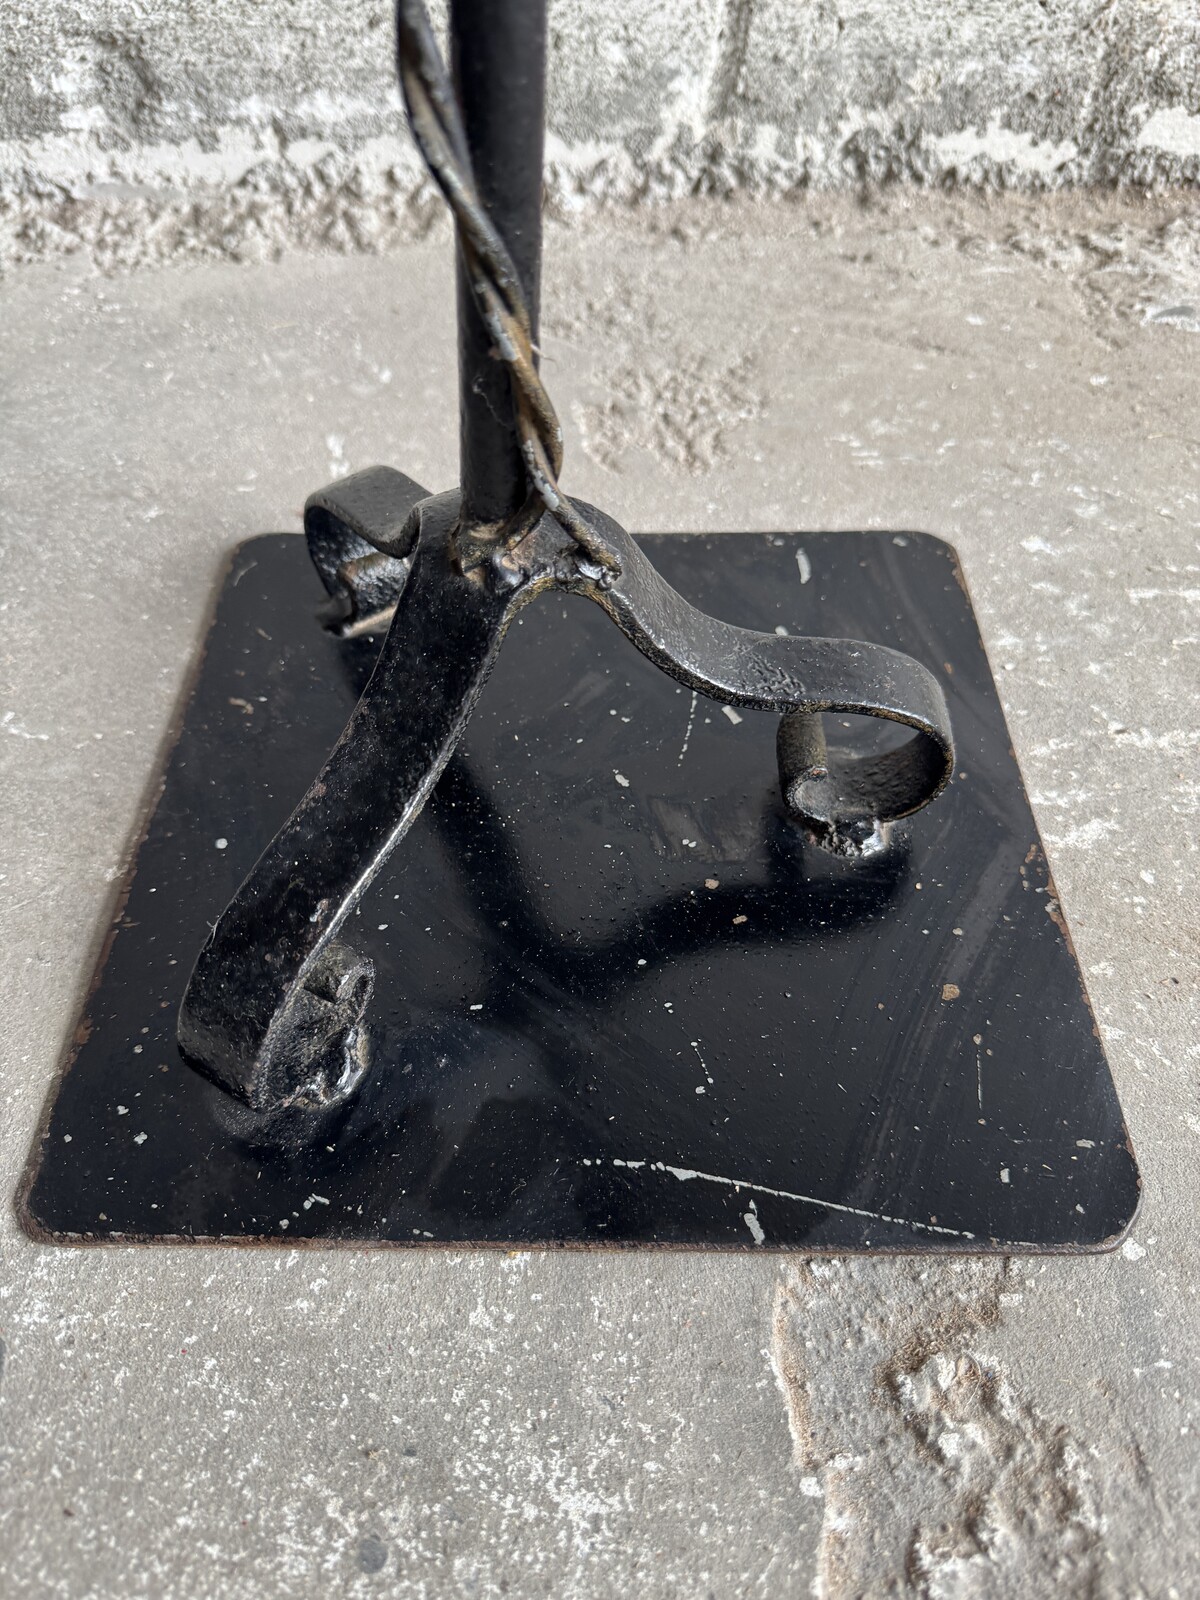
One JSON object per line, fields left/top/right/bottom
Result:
{"left": 19, "top": 530, "right": 1139, "bottom": 1251}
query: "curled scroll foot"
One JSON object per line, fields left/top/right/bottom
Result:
{"left": 178, "top": 938, "right": 374, "bottom": 1113}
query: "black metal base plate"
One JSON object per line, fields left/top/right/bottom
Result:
{"left": 19, "top": 531, "right": 1139, "bottom": 1252}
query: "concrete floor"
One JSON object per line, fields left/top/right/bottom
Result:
{"left": 1, "top": 193, "right": 1197, "bottom": 1596}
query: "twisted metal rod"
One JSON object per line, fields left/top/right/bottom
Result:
{"left": 395, "top": 0, "right": 620, "bottom": 575}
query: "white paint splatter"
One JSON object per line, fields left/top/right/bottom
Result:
{"left": 606, "top": 1158, "right": 977, "bottom": 1240}
{"left": 795, "top": 548, "right": 811, "bottom": 585}
{"left": 690, "top": 1040, "right": 714, "bottom": 1085}
{"left": 677, "top": 690, "right": 698, "bottom": 765}
{"left": 722, "top": 706, "right": 743, "bottom": 726}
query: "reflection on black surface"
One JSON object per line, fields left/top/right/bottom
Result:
{"left": 21, "top": 532, "right": 1138, "bottom": 1251}
{"left": 198, "top": 612, "right": 914, "bottom": 1234}
{"left": 214, "top": 742, "right": 912, "bottom": 1240}
{"left": 430, "top": 750, "right": 911, "bottom": 984}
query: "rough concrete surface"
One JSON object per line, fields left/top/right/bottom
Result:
{"left": 2, "top": 1, "right": 1199, "bottom": 270}
{"left": 1, "top": 193, "right": 1198, "bottom": 1595}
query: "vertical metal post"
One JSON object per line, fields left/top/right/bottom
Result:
{"left": 450, "top": 0, "right": 547, "bottom": 527}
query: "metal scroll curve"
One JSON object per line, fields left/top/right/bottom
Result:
{"left": 178, "top": 495, "right": 541, "bottom": 1110}
{"left": 564, "top": 503, "right": 954, "bottom": 840}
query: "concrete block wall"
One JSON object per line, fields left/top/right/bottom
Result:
{"left": 1, "top": 0, "right": 1198, "bottom": 268}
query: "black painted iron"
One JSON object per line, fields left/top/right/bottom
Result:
{"left": 451, "top": 0, "right": 548, "bottom": 527}
{"left": 19, "top": 0, "right": 1139, "bottom": 1250}
{"left": 180, "top": 481, "right": 953, "bottom": 1113}
{"left": 19, "top": 533, "right": 1138, "bottom": 1250}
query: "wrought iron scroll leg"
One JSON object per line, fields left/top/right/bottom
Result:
{"left": 304, "top": 464, "right": 430, "bottom": 633}
{"left": 565, "top": 502, "right": 954, "bottom": 843}
{"left": 178, "top": 496, "right": 535, "bottom": 1110}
